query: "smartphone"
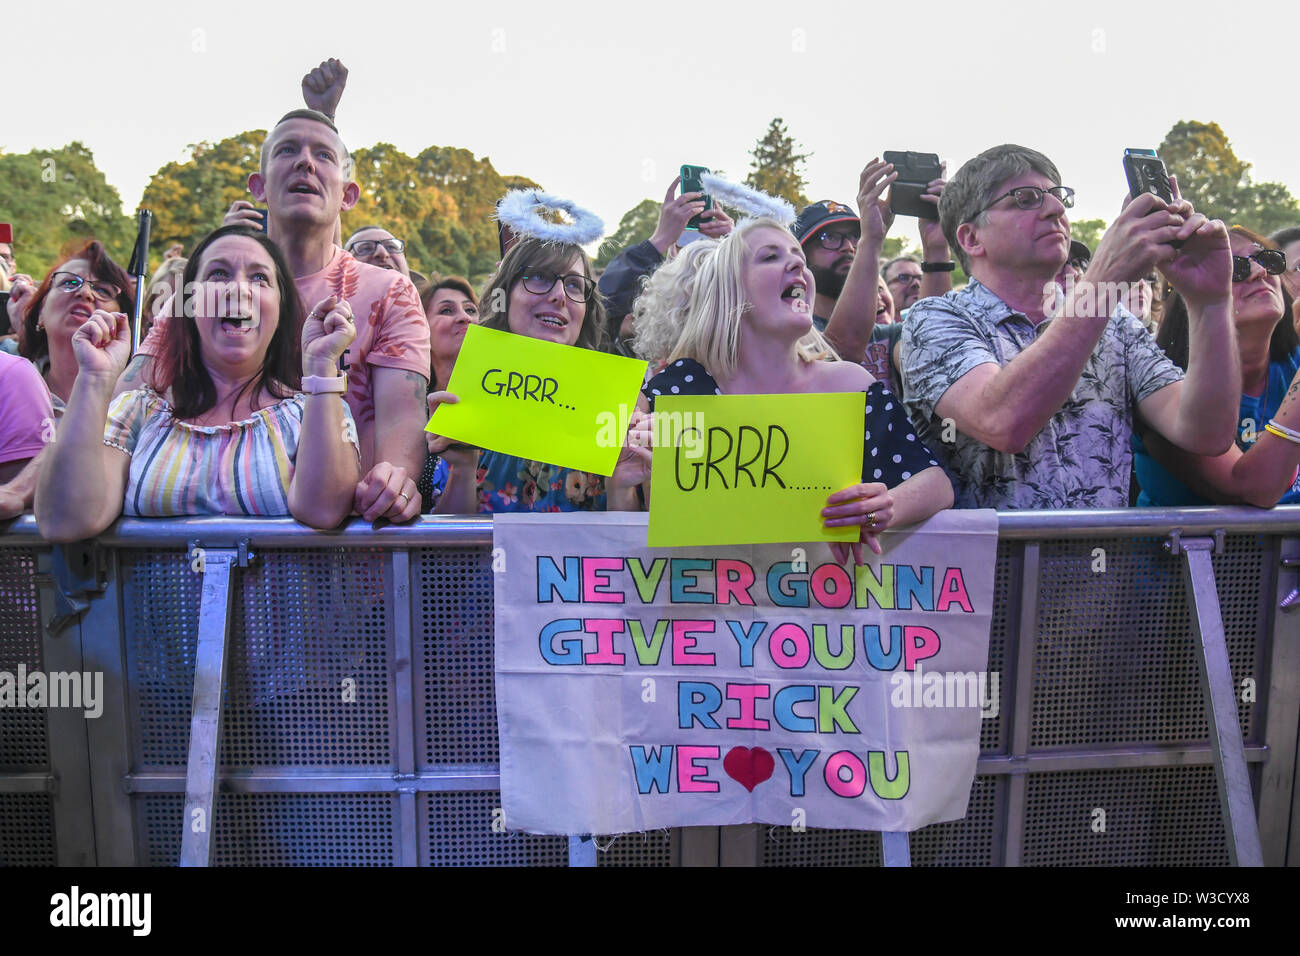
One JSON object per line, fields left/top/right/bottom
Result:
{"left": 1123, "top": 148, "right": 1175, "bottom": 204}
{"left": 0, "top": 223, "right": 12, "bottom": 244}
{"left": 251, "top": 208, "right": 269, "bottom": 233}
{"left": 1123, "top": 148, "right": 1180, "bottom": 247}
{"left": 680, "top": 164, "right": 714, "bottom": 230}
{"left": 0, "top": 292, "right": 10, "bottom": 332}
{"left": 883, "top": 151, "right": 942, "bottom": 220}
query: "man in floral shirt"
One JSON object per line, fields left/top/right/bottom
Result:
{"left": 899, "top": 144, "right": 1240, "bottom": 509}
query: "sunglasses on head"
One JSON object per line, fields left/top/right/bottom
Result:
{"left": 1232, "top": 249, "right": 1287, "bottom": 283}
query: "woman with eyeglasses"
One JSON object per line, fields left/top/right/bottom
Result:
{"left": 429, "top": 238, "right": 646, "bottom": 513}
{"left": 1133, "top": 226, "right": 1300, "bottom": 507}
{"left": 15, "top": 241, "right": 134, "bottom": 418}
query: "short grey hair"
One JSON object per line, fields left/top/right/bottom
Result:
{"left": 259, "top": 109, "right": 355, "bottom": 181}
{"left": 939, "top": 144, "right": 1062, "bottom": 273}
{"left": 881, "top": 254, "right": 920, "bottom": 280}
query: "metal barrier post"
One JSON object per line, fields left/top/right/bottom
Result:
{"left": 568, "top": 834, "right": 597, "bottom": 867}
{"left": 1166, "top": 531, "right": 1264, "bottom": 867}
{"left": 179, "top": 544, "right": 252, "bottom": 867}
{"left": 881, "top": 831, "right": 911, "bottom": 866}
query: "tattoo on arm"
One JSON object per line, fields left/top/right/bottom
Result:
{"left": 122, "top": 355, "right": 147, "bottom": 384}
{"left": 404, "top": 370, "right": 429, "bottom": 405}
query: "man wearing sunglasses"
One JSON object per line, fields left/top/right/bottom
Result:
{"left": 900, "top": 143, "right": 1240, "bottom": 510}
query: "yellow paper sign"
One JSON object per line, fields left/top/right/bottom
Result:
{"left": 429, "top": 325, "right": 649, "bottom": 477}
{"left": 647, "top": 392, "right": 865, "bottom": 547}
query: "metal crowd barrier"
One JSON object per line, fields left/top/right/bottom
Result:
{"left": 1, "top": 507, "right": 1297, "bottom": 867}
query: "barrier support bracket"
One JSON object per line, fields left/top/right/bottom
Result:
{"left": 179, "top": 545, "right": 254, "bottom": 866}
{"left": 1166, "top": 532, "right": 1263, "bottom": 866}
{"left": 881, "top": 831, "right": 911, "bottom": 866}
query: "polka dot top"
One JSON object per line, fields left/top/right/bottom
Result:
{"left": 642, "top": 358, "right": 942, "bottom": 486}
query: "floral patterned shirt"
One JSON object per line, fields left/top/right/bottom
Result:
{"left": 475, "top": 452, "right": 607, "bottom": 513}
{"left": 900, "top": 278, "right": 1184, "bottom": 509}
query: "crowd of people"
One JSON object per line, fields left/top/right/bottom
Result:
{"left": 3, "top": 57, "right": 1300, "bottom": 548}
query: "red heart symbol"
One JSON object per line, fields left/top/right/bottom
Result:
{"left": 723, "top": 746, "right": 775, "bottom": 792}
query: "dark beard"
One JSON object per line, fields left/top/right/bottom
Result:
{"left": 810, "top": 260, "right": 849, "bottom": 300}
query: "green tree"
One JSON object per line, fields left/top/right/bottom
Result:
{"left": 0, "top": 142, "right": 134, "bottom": 272}
{"left": 140, "top": 131, "right": 264, "bottom": 258}
{"left": 596, "top": 199, "right": 660, "bottom": 269}
{"left": 1158, "top": 121, "right": 1300, "bottom": 235}
{"left": 1070, "top": 218, "right": 1107, "bottom": 254}
{"left": 744, "top": 118, "right": 810, "bottom": 210}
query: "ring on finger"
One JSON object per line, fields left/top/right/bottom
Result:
{"left": 398, "top": 491, "right": 411, "bottom": 505}
{"left": 865, "top": 512, "right": 877, "bottom": 528}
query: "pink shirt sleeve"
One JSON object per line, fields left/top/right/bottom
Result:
{"left": 365, "top": 275, "right": 432, "bottom": 377}
{"left": 0, "top": 356, "right": 55, "bottom": 464}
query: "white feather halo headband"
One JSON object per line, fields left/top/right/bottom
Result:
{"left": 699, "top": 173, "right": 797, "bottom": 226}
{"left": 495, "top": 190, "right": 605, "bottom": 246}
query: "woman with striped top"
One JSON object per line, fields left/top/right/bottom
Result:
{"left": 35, "top": 226, "right": 360, "bottom": 539}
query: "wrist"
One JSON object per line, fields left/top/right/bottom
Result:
{"left": 921, "top": 241, "right": 951, "bottom": 259}
{"left": 302, "top": 361, "right": 343, "bottom": 380}
{"left": 648, "top": 231, "right": 675, "bottom": 256}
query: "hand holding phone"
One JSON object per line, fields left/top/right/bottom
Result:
{"left": 883, "top": 151, "right": 943, "bottom": 220}
{"left": 679, "top": 164, "right": 714, "bottom": 230}
{"left": 1123, "top": 148, "right": 1181, "bottom": 247}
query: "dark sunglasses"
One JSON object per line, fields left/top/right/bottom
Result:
{"left": 1232, "top": 249, "right": 1286, "bottom": 283}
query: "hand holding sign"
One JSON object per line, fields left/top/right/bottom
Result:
{"left": 426, "top": 391, "right": 478, "bottom": 469}
{"left": 823, "top": 481, "right": 895, "bottom": 564}
{"left": 428, "top": 325, "right": 648, "bottom": 476}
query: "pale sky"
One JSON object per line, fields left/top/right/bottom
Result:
{"left": 5, "top": 0, "right": 1298, "bottom": 245}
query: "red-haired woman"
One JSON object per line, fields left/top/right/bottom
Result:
{"left": 35, "top": 225, "right": 360, "bottom": 538}
{"left": 14, "top": 240, "right": 133, "bottom": 417}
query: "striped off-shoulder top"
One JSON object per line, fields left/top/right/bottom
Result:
{"left": 103, "top": 388, "right": 358, "bottom": 517}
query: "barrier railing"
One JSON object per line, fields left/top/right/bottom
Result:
{"left": 1, "top": 507, "right": 1297, "bottom": 867}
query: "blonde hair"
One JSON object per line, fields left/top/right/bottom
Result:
{"left": 634, "top": 216, "right": 834, "bottom": 379}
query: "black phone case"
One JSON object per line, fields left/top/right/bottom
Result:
{"left": 1123, "top": 153, "right": 1174, "bottom": 204}
{"left": 680, "top": 165, "right": 713, "bottom": 230}
{"left": 884, "top": 151, "right": 941, "bottom": 220}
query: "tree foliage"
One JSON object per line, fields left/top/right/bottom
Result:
{"left": 0, "top": 143, "right": 134, "bottom": 274}
{"left": 745, "top": 118, "right": 810, "bottom": 210}
{"left": 1069, "top": 218, "right": 1107, "bottom": 254}
{"left": 141, "top": 131, "right": 264, "bottom": 259}
{"left": 136, "top": 133, "right": 541, "bottom": 285}
{"left": 1158, "top": 121, "right": 1300, "bottom": 236}
{"left": 596, "top": 199, "right": 661, "bottom": 269}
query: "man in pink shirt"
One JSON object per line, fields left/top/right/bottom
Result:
{"left": 0, "top": 352, "right": 55, "bottom": 517}
{"left": 123, "top": 109, "right": 431, "bottom": 522}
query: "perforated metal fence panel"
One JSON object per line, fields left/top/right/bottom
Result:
{"left": 0, "top": 793, "right": 57, "bottom": 866}
{"left": 1022, "top": 766, "right": 1231, "bottom": 866}
{"left": 1031, "top": 535, "right": 1266, "bottom": 749}
{"left": 139, "top": 792, "right": 398, "bottom": 866}
{"left": 0, "top": 548, "right": 47, "bottom": 772}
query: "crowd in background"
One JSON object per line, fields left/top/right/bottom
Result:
{"left": 3, "top": 57, "right": 1300, "bottom": 552}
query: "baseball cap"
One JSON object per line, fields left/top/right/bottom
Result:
{"left": 793, "top": 201, "right": 859, "bottom": 245}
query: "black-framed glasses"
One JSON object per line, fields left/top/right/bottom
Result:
{"left": 887, "top": 271, "right": 922, "bottom": 286}
{"left": 51, "top": 271, "right": 122, "bottom": 303}
{"left": 1232, "top": 249, "right": 1287, "bottom": 283}
{"left": 519, "top": 271, "right": 595, "bottom": 303}
{"left": 349, "top": 238, "right": 405, "bottom": 257}
{"left": 814, "top": 229, "right": 859, "bottom": 252}
{"left": 977, "top": 185, "right": 1075, "bottom": 218}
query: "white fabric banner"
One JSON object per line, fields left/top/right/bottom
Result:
{"left": 493, "top": 510, "right": 999, "bottom": 835}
